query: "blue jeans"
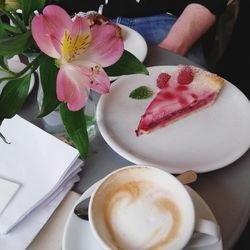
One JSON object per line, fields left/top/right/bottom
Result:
{"left": 112, "top": 14, "right": 207, "bottom": 67}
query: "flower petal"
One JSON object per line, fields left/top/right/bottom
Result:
{"left": 56, "top": 64, "right": 90, "bottom": 111}
{"left": 32, "top": 5, "right": 72, "bottom": 58}
{"left": 72, "top": 61, "right": 111, "bottom": 94}
{"left": 32, "top": 15, "right": 60, "bottom": 58}
{"left": 80, "top": 24, "right": 124, "bottom": 67}
{"left": 89, "top": 68, "right": 110, "bottom": 94}
{"left": 42, "top": 5, "right": 72, "bottom": 41}
{"left": 61, "top": 16, "right": 92, "bottom": 62}
{"left": 71, "top": 16, "right": 90, "bottom": 38}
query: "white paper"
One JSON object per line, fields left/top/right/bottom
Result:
{"left": 0, "top": 178, "right": 20, "bottom": 215}
{"left": 0, "top": 178, "right": 78, "bottom": 250}
{"left": 0, "top": 115, "right": 82, "bottom": 234}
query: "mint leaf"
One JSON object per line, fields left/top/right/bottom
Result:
{"left": 129, "top": 86, "right": 153, "bottom": 99}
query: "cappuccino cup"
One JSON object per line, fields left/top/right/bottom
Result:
{"left": 88, "top": 165, "right": 220, "bottom": 250}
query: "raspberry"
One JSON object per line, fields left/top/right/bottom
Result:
{"left": 157, "top": 73, "right": 171, "bottom": 89}
{"left": 177, "top": 66, "right": 194, "bottom": 85}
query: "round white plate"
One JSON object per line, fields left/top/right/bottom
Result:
{"left": 96, "top": 65, "right": 250, "bottom": 173}
{"left": 62, "top": 182, "right": 222, "bottom": 250}
{"left": 109, "top": 24, "right": 148, "bottom": 81}
{"left": 0, "top": 57, "right": 35, "bottom": 95}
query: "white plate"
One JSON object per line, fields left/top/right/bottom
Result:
{"left": 96, "top": 65, "right": 250, "bottom": 173}
{"left": 0, "top": 58, "right": 35, "bottom": 95}
{"left": 109, "top": 24, "right": 148, "bottom": 81}
{"left": 121, "top": 24, "right": 147, "bottom": 63}
{"left": 62, "top": 182, "right": 222, "bottom": 250}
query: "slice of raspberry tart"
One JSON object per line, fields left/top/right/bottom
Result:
{"left": 135, "top": 65, "right": 225, "bottom": 136}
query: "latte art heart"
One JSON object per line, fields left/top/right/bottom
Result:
{"left": 104, "top": 181, "right": 181, "bottom": 249}
{"left": 90, "top": 167, "right": 195, "bottom": 250}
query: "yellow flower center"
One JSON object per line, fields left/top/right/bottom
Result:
{"left": 61, "top": 30, "right": 91, "bottom": 63}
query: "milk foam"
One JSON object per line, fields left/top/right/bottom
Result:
{"left": 104, "top": 181, "right": 181, "bottom": 249}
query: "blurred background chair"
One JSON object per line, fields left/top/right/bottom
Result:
{"left": 214, "top": 0, "right": 249, "bottom": 98}
{"left": 203, "top": 0, "right": 240, "bottom": 70}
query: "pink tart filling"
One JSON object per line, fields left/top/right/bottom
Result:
{"left": 135, "top": 93, "right": 216, "bottom": 136}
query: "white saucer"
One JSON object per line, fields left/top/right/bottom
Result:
{"left": 62, "top": 182, "right": 223, "bottom": 250}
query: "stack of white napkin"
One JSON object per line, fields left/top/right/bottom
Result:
{"left": 0, "top": 115, "right": 84, "bottom": 250}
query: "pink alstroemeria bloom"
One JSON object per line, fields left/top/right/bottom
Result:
{"left": 31, "top": 5, "right": 123, "bottom": 111}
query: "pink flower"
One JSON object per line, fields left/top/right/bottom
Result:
{"left": 31, "top": 5, "right": 123, "bottom": 111}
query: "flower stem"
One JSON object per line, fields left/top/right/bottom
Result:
{"left": 0, "top": 53, "right": 44, "bottom": 82}
{"left": 0, "top": 7, "right": 26, "bottom": 32}
{"left": 0, "top": 66, "right": 15, "bottom": 75}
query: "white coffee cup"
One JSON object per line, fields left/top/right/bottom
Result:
{"left": 88, "top": 165, "right": 220, "bottom": 250}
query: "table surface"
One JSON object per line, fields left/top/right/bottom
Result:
{"left": 20, "top": 46, "right": 250, "bottom": 250}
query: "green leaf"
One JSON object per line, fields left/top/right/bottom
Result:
{"left": 104, "top": 50, "right": 149, "bottom": 76}
{"left": 0, "top": 55, "right": 8, "bottom": 71}
{"left": 60, "top": 103, "right": 89, "bottom": 159}
{"left": 0, "top": 7, "right": 26, "bottom": 32}
{"left": 0, "top": 21, "right": 22, "bottom": 35}
{"left": 129, "top": 86, "right": 154, "bottom": 99}
{"left": 37, "top": 55, "right": 60, "bottom": 117}
{"left": 0, "top": 31, "right": 33, "bottom": 56}
{"left": 21, "top": 0, "right": 46, "bottom": 24}
{"left": 0, "top": 53, "right": 43, "bottom": 83}
{"left": 0, "top": 73, "right": 31, "bottom": 118}
{"left": 0, "top": 20, "right": 8, "bottom": 38}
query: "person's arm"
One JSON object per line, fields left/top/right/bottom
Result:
{"left": 158, "top": 3, "right": 216, "bottom": 55}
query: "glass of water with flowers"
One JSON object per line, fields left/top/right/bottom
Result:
{"left": 0, "top": 0, "right": 148, "bottom": 159}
